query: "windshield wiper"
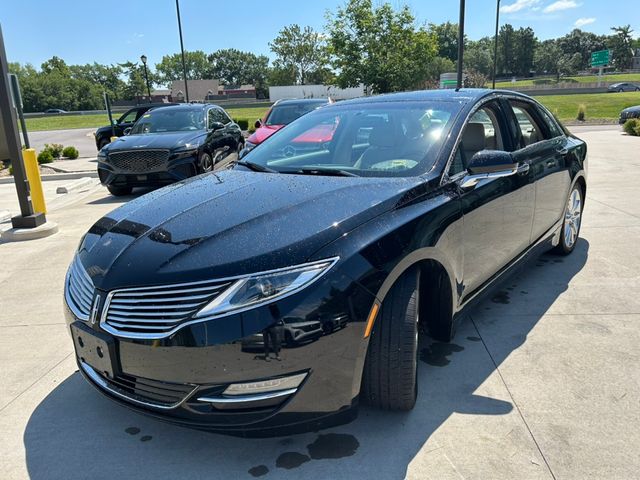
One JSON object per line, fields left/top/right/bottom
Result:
{"left": 235, "top": 161, "right": 279, "bottom": 173}
{"left": 285, "top": 168, "right": 359, "bottom": 177}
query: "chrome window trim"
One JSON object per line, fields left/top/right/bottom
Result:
{"left": 80, "top": 361, "right": 198, "bottom": 410}
{"left": 99, "top": 257, "right": 340, "bottom": 340}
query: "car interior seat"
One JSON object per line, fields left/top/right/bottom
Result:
{"left": 355, "top": 124, "right": 400, "bottom": 169}
{"left": 461, "top": 122, "right": 486, "bottom": 165}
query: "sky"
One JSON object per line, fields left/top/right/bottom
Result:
{"left": 0, "top": 0, "right": 637, "bottom": 69}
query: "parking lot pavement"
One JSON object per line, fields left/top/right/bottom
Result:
{"left": 28, "top": 128, "right": 97, "bottom": 159}
{"left": 1, "top": 126, "right": 638, "bottom": 479}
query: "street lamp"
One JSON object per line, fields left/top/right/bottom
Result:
{"left": 175, "top": 0, "right": 190, "bottom": 102}
{"left": 456, "top": 0, "right": 466, "bottom": 89}
{"left": 140, "top": 54, "right": 152, "bottom": 103}
{"left": 492, "top": 0, "right": 501, "bottom": 89}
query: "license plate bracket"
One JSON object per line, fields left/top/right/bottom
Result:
{"left": 71, "top": 321, "right": 120, "bottom": 378}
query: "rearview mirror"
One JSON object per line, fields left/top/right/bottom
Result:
{"left": 254, "top": 119, "right": 262, "bottom": 129}
{"left": 210, "top": 121, "right": 225, "bottom": 131}
{"left": 460, "top": 150, "right": 518, "bottom": 189}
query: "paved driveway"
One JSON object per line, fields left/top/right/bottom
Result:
{"left": 0, "top": 127, "right": 638, "bottom": 479}
{"left": 27, "top": 128, "right": 97, "bottom": 159}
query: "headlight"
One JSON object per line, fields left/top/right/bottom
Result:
{"left": 194, "top": 258, "right": 338, "bottom": 320}
{"left": 97, "top": 151, "right": 107, "bottom": 161}
{"left": 171, "top": 147, "right": 198, "bottom": 160}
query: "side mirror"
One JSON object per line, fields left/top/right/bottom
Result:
{"left": 461, "top": 150, "right": 518, "bottom": 189}
{"left": 112, "top": 119, "right": 118, "bottom": 126}
{"left": 209, "top": 121, "right": 225, "bottom": 131}
{"left": 254, "top": 119, "right": 262, "bottom": 129}
{"left": 123, "top": 127, "right": 132, "bottom": 136}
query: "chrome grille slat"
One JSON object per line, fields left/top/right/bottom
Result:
{"left": 65, "top": 256, "right": 95, "bottom": 320}
{"left": 103, "top": 280, "right": 231, "bottom": 337}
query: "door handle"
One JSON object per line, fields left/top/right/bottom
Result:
{"left": 546, "top": 160, "right": 556, "bottom": 168}
{"left": 517, "top": 163, "right": 530, "bottom": 175}
{"left": 556, "top": 147, "right": 568, "bottom": 155}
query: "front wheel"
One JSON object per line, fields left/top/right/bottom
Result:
{"left": 199, "top": 152, "right": 214, "bottom": 172}
{"left": 553, "top": 184, "right": 583, "bottom": 255}
{"left": 107, "top": 185, "right": 132, "bottom": 196}
{"left": 362, "top": 270, "right": 419, "bottom": 411}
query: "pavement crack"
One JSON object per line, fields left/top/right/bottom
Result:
{"left": 470, "top": 316, "right": 557, "bottom": 480}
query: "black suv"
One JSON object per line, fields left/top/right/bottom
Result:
{"left": 94, "top": 103, "right": 178, "bottom": 151}
{"left": 97, "top": 103, "right": 244, "bottom": 195}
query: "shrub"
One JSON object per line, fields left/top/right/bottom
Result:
{"left": 43, "top": 143, "right": 64, "bottom": 158}
{"left": 576, "top": 104, "right": 586, "bottom": 122}
{"left": 623, "top": 118, "right": 640, "bottom": 136}
{"left": 37, "top": 150, "right": 54, "bottom": 164}
{"left": 62, "top": 146, "right": 79, "bottom": 159}
{"left": 635, "top": 124, "right": 640, "bottom": 137}
{"left": 9, "top": 165, "right": 13, "bottom": 175}
{"left": 235, "top": 119, "right": 249, "bottom": 131}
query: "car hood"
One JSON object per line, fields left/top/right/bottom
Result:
{"left": 79, "top": 170, "right": 424, "bottom": 291}
{"left": 105, "top": 131, "right": 205, "bottom": 152}
{"left": 247, "top": 125, "right": 284, "bottom": 144}
{"left": 621, "top": 105, "right": 640, "bottom": 113}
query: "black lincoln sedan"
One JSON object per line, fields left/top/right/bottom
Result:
{"left": 65, "top": 89, "right": 586, "bottom": 436}
{"left": 97, "top": 103, "right": 243, "bottom": 195}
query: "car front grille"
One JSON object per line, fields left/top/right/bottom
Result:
{"left": 108, "top": 150, "right": 170, "bottom": 173}
{"left": 81, "top": 362, "right": 197, "bottom": 409}
{"left": 101, "top": 280, "right": 232, "bottom": 338}
{"left": 65, "top": 256, "right": 95, "bottom": 320}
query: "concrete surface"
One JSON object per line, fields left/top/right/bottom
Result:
{"left": 0, "top": 221, "right": 59, "bottom": 242}
{"left": 27, "top": 128, "right": 97, "bottom": 159}
{"left": 0, "top": 127, "right": 639, "bottom": 479}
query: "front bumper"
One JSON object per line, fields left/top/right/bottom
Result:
{"left": 97, "top": 153, "right": 198, "bottom": 188}
{"left": 65, "top": 270, "right": 374, "bottom": 436}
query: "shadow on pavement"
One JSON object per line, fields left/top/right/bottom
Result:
{"left": 23, "top": 240, "right": 589, "bottom": 479}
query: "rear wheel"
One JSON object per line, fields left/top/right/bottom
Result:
{"left": 362, "top": 270, "right": 419, "bottom": 411}
{"left": 107, "top": 185, "right": 132, "bottom": 196}
{"left": 553, "top": 184, "right": 583, "bottom": 255}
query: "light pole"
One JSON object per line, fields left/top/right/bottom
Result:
{"left": 140, "top": 54, "right": 152, "bottom": 103}
{"left": 175, "top": 0, "right": 189, "bottom": 102}
{"left": 456, "top": 0, "right": 466, "bottom": 89}
{"left": 492, "top": 0, "right": 501, "bottom": 89}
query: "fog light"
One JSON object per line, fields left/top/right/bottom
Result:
{"left": 223, "top": 372, "right": 307, "bottom": 396}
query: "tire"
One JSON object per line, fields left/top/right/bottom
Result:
{"left": 199, "top": 152, "right": 213, "bottom": 172}
{"left": 553, "top": 183, "right": 584, "bottom": 255}
{"left": 107, "top": 185, "right": 132, "bottom": 196}
{"left": 362, "top": 270, "right": 419, "bottom": 411}
{"left": 98, "top": 138, "right": 109, "bottom": 151}
{"left": 237, "top": 139, "right": 245, "bottom": 153}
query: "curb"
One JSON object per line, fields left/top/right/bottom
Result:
{"left": 56, "top": 177, "right": 95, "bottom": 194}
{"left": 0, "top": 209, "right": 10, "bottom": 223}
{"left": 0, "top": 171, "right": 98, "bottom": 184}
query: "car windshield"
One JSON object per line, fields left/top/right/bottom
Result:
{"left": 131, "top": 109, "right": 205, "bottom": 134}
{"left": 242, "top": 101, "right": 458, "bottom": 178}
{"left": 265, "top": 102, "right": 326, "bottom": 126}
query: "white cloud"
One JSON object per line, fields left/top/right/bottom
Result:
{"left": 574, "top": 17, "right": 596, "bottom": 27}
{"left": 543, "top": 0, "right": 580, "bottom": 13}
{"left": 500, "top": 0, "right": 540, "bottom": 13}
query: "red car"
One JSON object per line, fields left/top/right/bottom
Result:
{"left": 245, "top": 98, "right": 332, "bottom": 151}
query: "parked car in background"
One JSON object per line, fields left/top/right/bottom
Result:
{"left": 607, "top": 82, "right": 640, "bottom": 93}
{"left": 94, "top": 103, "right": 178, "bottom": 151}
{"left": 44, "top": 108, "right": 67, "bottom": 114}
{"left": 244, "top": 98, "right": 331, "bottom": 152}
{"left": 97, "top": 103, "right": 243, "bottom": 195}
{"left": 619, "top": 105, "right": 640, "bottom": 124}
{"left": 66, "top": 89, "right": 586, "bottom": 436}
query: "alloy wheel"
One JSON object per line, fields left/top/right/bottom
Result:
{"left": 564, "top": 187, "right": 582, "bottom": 248}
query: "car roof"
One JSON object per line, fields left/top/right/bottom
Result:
{"left": 332, "top": 88, "right": 522, "bottom": 107}
{"left": 274, "top": 98, "right": 329, "bottom": 106}
{"left": 149, "top": 103, "right": 216, "bottom": 112}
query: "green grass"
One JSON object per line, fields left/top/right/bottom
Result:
{"left": 23, "top": 105, "right": 271, "bottom": 132}
{"left": 534, "top": 91, "right": 640, "bottom": 121}
{"left": 493, "top": 73, "right": 640, "bottom": 88}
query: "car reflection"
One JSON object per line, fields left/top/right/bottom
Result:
{"left": 241, "top": 313, "right": 349, "bottom": 360}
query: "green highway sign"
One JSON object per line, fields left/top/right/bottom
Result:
{"left": 591, "top": 50, "right": 610, "bottom": 67}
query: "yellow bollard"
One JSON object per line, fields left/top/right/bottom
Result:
{"left": 22, "top": 148, "right": 47, "bottom": 214}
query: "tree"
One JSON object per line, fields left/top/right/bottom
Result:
{"left": 464, "top": 38, "right": 493, "bottom": 76}
{"left": 268, "top": 65, "right": 297, "bottom": 86}
{"left": 119, "top": 61, "right": 156, "bottom": 101}
{"left": 154, "top": 50, "right": 212, "bottom": 86}
{"left": 326, "top": 0, "right": 438, "bottom": 93}
{"left": 514, "top": 27, "right": 536, "bottom": 76}
{"left": 423, "top": 57, "right": 456, "bottom": 88}
{"left": 534, "top": 40, "right": 581, "bottom": 80}
{"left": 269, "top": 24, "right": 329, "bottom": 85}
{"left": 208, "top": 48, "right": 270, "bottom": 96}
{"left": 607, "top": 25, "right": 634, "bottom": 70}
{"left": 557, "top": 29, "right": 607, "bottom": 70}
{"left": 497, "top": 24, "right": 516, "bottom": 75}
{"left": 429, "top": 22, "right": 459, "bottom": 63}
